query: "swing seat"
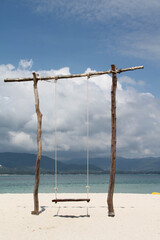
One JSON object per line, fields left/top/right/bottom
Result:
{"left": 52, "top": 198, "right": 90, "bottom": 203}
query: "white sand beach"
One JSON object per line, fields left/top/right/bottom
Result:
{"left": 0, "top": 193, "right": 160, "bottom": 240}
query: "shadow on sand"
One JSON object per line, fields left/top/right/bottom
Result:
{"left": 39, "top": 206, "right": 48, "bottom": 214}
{"left": 53, "top": 206, "right": 90, "bottom": 218}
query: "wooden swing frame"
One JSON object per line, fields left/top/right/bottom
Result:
{"left": 4, "top": 64, "right": 144, "bottom": 216}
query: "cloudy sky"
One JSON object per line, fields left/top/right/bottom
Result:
{"left": 1, "top": 0, "right": 160, "bottom": 159}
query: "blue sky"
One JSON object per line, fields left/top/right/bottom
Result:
{"left": 1, "top": 0, "right": 160, "bottom": 93}
{"left": 1, "top": 0, "right": 160, "bottom": 159}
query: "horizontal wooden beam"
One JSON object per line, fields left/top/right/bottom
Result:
{"left": 4, "top": 66, "right": 144, "bottom": 83}
{"left": 117, "top": 66, "right": 144, "bottom": 74}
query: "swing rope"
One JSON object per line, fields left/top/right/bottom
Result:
{"left": 54, "top": 79, "right": 58, "bottom": 199}
{"left": 86, "top": 75, "right": 90, "bottom": 199}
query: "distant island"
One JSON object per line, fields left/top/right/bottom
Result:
{"left": 0, "top": 152, "right": 160, "bottom": 174}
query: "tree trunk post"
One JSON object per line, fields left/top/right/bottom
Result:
{"left": 107, "top": 64, "right": 117, "bottom": 217}
{"left": 31, "top": 72, "right": 43, "bottom": 215}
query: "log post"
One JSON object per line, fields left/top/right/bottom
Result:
{"left": 31, "top": 72, "right": 43, "bottom": 215}
{"left": 107, "top": 64, "right": 117, "bottom": 217}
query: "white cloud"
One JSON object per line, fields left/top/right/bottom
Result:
{"left": 118, "top": 76, "right": 145, "bottom": 88}
{"left": 9, "top": 131, "right": 35, "bottom": 150}
{"left": 28, "top": 0, "right": 160, "bottom": 61}
{"left": 18, "top": 59, "right": 33, "bottom": 69}
{"left": 32, "top": 0, "right": 160, "bottom": 25}
{"left": 1, "top": 60, "right": 160, "bottom": 158}
{"left": 119, "top": 76, "right": 136, "bottom": 85}
{"left": 119, "top": 32, "right": 160, "bottom": 60}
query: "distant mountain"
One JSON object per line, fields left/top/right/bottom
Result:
{"left": 0, "top": 152, "right": 103, "bottom": 174}
{"left": 66, "top": 157, "right": 110, "bottom": 171}
{"left": 66, "top": 156, "right": 160, "bottom": 173}
{"left": 0, "top": 152, "right": 160, "bottom": 174}
{"left": 115, "top": 156, "right": 160, "bottom": 172}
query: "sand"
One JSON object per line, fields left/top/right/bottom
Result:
{"left": 0, "top": 193, "right": 160, "bottom": 240}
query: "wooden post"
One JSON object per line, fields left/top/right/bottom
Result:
{"left": 107, "top": 64, "right": 117, "bottom": 217}
{"left": 31, "top": 72, "right": 43, "bottom": 215}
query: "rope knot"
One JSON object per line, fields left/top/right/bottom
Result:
{"left": 54, "top": 76, "right": 58, "bottom": 83}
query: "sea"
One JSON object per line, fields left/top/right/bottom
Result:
{"left": 0, "top": 173, "right": 159, "bottom": 194}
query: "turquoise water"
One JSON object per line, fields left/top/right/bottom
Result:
{"left": 0, "top": 174, "right": 159, "bottom": 194}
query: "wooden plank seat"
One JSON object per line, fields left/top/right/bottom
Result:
{"left": 52, "top": 198, "right": 90, "bottom": 203}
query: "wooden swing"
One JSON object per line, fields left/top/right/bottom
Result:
{"left": 52, "top": 76, "right": 90, "bottom": 203}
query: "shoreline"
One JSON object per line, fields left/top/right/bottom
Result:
{"left": 1, "top": 172, "right": 160, "bottom": 175}
{"left": 0, "top": 193, "right": 160, "bottom": 240}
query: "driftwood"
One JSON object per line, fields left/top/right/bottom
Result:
{"left": 107, "top": 65, "right": 117, "bottom": 217}
{"left": 4, "top": 66, "right": 144, "bottom": 82}
{"left": 31, "top": 72, "right": 43, "bottom": 215}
